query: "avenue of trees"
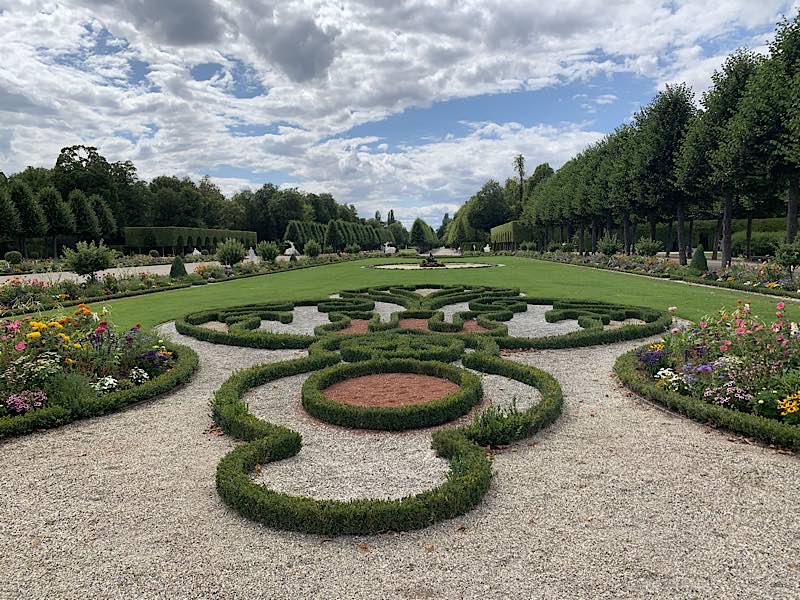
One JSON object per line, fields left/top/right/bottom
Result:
{"left": 0, "top": 146, "right": 427, "bottom": 257}
{"left": 449, "top": 12, "right": 800, "bottom": 266}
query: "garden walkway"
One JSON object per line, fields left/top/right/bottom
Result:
{"left": 0, "top": 328, "right": 797, "bottom": 599}
{"left": 0, "top": 262, "right": 217, "bottom": 285}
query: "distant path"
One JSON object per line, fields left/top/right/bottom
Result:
{"left": 0, "top": 262, "right": 218, "bottom": 286}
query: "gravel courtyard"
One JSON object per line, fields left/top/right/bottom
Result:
{"left": 1, "top": 325, "right": 798, "bottom": 599}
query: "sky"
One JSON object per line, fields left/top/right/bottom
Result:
{"left": 0, "top": 1, "right": 798, "bottom": 228}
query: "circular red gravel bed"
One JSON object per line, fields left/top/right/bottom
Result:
{"left": 322, "top": 373, "right": 459, "bottom": 407}
{"left": 336, "top": 319, "right": 370, "bottom": 334}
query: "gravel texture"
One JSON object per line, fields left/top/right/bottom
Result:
{"left": 507, "top": 304, "right": 582, "bottom": 337}
{"left": 373, "top": 301, "right": 405, "bottom": 322}
{"left": 440, "top": 301, "right": 470, "bottom": 323}
{"left": 1, "top": 323, "right": 798, "bottom": 599}
{"left": 259, "top": 306, "right": 330, "bottom": 335}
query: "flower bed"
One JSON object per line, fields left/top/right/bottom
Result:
{"left": 0, "top": 304, "right": 197, "bottom": 438}
{"left": 617, "top": 301, "right": 800, "bottom": 450}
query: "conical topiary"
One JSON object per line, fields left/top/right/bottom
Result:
{"left": 170, "top": 255, "right": 187, "bottom": 278}
{"left": 689, "top": 244, "right": 708, "bottom": 272}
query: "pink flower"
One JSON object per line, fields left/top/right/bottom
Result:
{"left": 699, "top": 321, "right": 707, "bottom": 328}
{"left": 671, "top": 328, "right": 679, "bottom": 334}
{"left": 772, "top": 323, "right": 782, "bottom": 333}
{"left": 719, "top": 345, "right": 729, "bottom": 352}
{"left": 14, "top": 341, "right": 26, "bottom": 351}
{"left": 777, "top": 302, "right": 785, "bottom": 310}
{"left": 6, "top": 320, "right": 20, "bottom": 332}
{"left": 735, "top": 327, "right": 746, "bottom": 335}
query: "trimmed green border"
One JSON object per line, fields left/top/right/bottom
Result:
{"left": 302, "top": 359, "right": 482, "bottom": 431}
{"left": 615, "top": 349, "right": 800, "bottom": 452}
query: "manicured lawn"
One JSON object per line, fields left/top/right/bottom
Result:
{"left": 74, "top": 256, "right": 798, "bottom": 329}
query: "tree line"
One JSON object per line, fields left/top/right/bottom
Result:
{"left": 0, "top": 145, "right": 433, "bottom": 257}
{"left": 450, "top": 12, "right": 800, "bottom": 266}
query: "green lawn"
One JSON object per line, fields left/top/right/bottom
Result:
{"left": 72, "top": 256, "right": 797, "bottom": 329}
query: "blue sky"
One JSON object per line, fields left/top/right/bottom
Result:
{"left": 0, "top": 1, "right": 796, "bottom": 228}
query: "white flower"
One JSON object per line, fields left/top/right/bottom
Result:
{"left": 91, "top": 376, "right": 118, "bottom": 393}
{"left": 129, "top": 367, "right": 150, "bottom": 385}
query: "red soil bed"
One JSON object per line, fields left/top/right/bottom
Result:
{"left": 398, "top": 318, "right": 490, "bottom": 333}
{"left": 398, "top": 318, "right": 430, "bottom": 331}
{"left": 322, "top": 373, "right": 459, "bottom": 407}
{"left": 461, "top": 319, "right": 490, "bottom": 333}
{"left": 337, "top": 319, "right": 370, "bottom": 334}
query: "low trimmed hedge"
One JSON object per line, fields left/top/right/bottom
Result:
{"left": 337, "top": 333, "right": 465, "bottom": 362}
{"left": 0, "top": 341, "right": 198, "bottom": 440}
{"left": 302, "top": 359, "right": 482, "bottom": 430}
{"left": 615, "top": 349, "right": 800, "bottom": 451}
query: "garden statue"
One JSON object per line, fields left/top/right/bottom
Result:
{"left": 247, "top": 247, "right": 257, "bottom": 262}
{"left": 284, "top": 241, "right": 300, "bottom": 257}
{"left": 192, "top": 247, "right": 202, "bottom": 256}
{"left": 483, "top": 244, "right": 491, "bottom": 253}
{"left": 382, "top": 242, "right": 396, "bottom": 255}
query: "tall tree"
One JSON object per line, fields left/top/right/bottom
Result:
{"left": 68, "top": 189, "right": 101, "bottom": 242}
{"left": 0, "top": 186, "right": 21, "bottom": 243}
{"left": 37, "top": 186, "right": 76, "bottom": 257}
{"left": 513, "top": 154, "right": 525, "bottom": 215}
{"left": 467, "top": 179, "right": 512, "bottom": 232}
{"left": 8, "top": 179, "right": 47, "bottom": 256}
{"left": 91, "top": 194, "right": 117, "bottom": 240}
{"left": 634, "top": 84, "right": 696, "bottom": 265}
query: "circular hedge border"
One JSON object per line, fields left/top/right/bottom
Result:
{"left": 615, "top": 348, "right": 800, "bottom": 452}
{"left": 302, "top": 358, "right": 482, "bottom": 430}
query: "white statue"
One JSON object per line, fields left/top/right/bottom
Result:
{"left": 483, "top": 244, "right": 491, "bottom": 253}
{"left": 246, "top": 247, "right": 257, "bottom": 262}
{"left": 283, "top": 241, "right": 300, "bottom": 256}
{"left": 382, "top": 241, "right": 396, "bottom": 255}
{"left": 192, "top": 247, "right": 202, "bottom": 257}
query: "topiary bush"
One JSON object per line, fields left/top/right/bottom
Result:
{"left": 4, "top": 250, "right": 22, "bottom": 265}
{"left": 256, "top": 241, "right": 279, "bottom": 263}
{"left": 775, "top": 241, "right": 800, "bottom": 275}
{"left": 304, "top": 239, "right": 321, "bottom": 258}
{"left": 689, "top": 244, "right": 708, "bottom": 273}
{"left": 634, "top": 237, "right": 663, "bottom": 257}
{"left": 148, "top": 249, "right": 160, "bottom": 258}
{"left": 216, "top": 238, "right": 246, "bottom": 266}
{"left": 169, "top": 255, "right": 187, "bottom": 278}
{"left": 598, "top": 233, "right": 622, "bottom": 256}
{"left": 62, "top": 241, "right": 116, "bottom": 282}
{"left": 344, "top": 243, "right": 361, "bottom": 255}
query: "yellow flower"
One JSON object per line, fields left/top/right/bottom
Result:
{"left": 648, "top": 343, "right": 665, "bottom": 352}
{"left": 73, "top": 343, "right": 81, "bottom": 349}
{"left": 64, "top": 358, "right": 75, "bottom": 366}
{"left": 58, "top": 333, "right": 71, "bottom": 342}
{"left": 777, "top": 394, "right": 800, "bottom": 416}
{"left": 26, "top": 331, "right": 41, "bottom": 339}
{"left": 47, "top": 321, "right": 63, "bottom": 329}
{"left": 29, "top": 321, "right": 47, "bottom": 330}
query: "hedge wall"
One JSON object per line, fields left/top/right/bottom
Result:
{"left": 124, "top": 226, "right": 257, "bottom": 250}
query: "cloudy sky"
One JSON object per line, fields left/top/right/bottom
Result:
{"left": 0, "top": 1, "right": 797, "bottom": 227}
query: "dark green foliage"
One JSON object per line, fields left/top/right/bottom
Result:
{"left": 256, "top": 241, "right": 279, "bottom": 262}
{"left": 9, "top": 179, "right": 47, "bottom": 240}
{"left": 68, "top": 189, "right": 101, "bottom": 241}
{"left": 634, "top": 237, "right": 663, "bottom": 256}
{"left": 4, "top": 250, "right": 23, "bottom": 265}
{"left": 304, "top": 239, "right": 321, "bottom": 257}
{"left": 124, "top": 226, "right": 257, "bottom": 249}
{"left": 170, "top": 255, "right": 187, "bottom": 278}
{"left": 689, "top": 244, "right": 709, "bottom": 272}
{"left": 90, "top": 194, "right": 117, "bottom": 238}
{"left": 615, "top": 350, "right": 800, "bottom": 451}
{"left": 37, "top": 186, "right": 75, "bottom": 238}
{"left": 598, "top": 233, "right": 622, "bottom": 255}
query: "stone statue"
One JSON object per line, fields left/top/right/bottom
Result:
{"left": 283, "top": 241, "right": 300, "bottom": 256}
{"left": 246, "top": 247, "right": 257, "bottom": 262}
{"left": 382, "top": 242, "right": 396, "bottom": 255}
{"left": 192, "top": 247, "right": 202, "bottom": 257}
{"left": 483, "top": 244, "right": 491, "bottom": 253}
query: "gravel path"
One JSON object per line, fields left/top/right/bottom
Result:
{"left": 1, "top": 325, "right": 797, "bottom": 599}
{"left": 507, "top": 304, "right": 582, "bottom": 337}
{"left": 259, "top": 306, "right": 330, "bottom": 335}
{"left": 373, "top": 301, "right": 405, "bottom": 322}
{"left": 0, "top": 262, "right": 218, "bottom": 285}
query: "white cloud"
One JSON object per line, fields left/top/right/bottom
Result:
{"left": 0, "top": 0, "right": 795, "bottom": 224}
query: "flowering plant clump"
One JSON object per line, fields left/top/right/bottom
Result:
{"left": 636, "top": 301, "right": 800, "bottom": 425}
{"left": 0, "top": 304, "right": 174, "bottom": 418}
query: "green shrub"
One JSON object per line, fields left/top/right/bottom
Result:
{"left": 775, "top": 241, "right": 800, "bottom": 275}
{"left": 561, "top": 240, "right": 576, "bottom": 252}
{"left": 732, "top": 231, "right": 782, "bottom": 257}
{"left": 148, "top": 249, "right": 160, "bottom": 258}
{"left": 634, "top": 237, "right": 662, "bottom": 257}
{"left": 4, "top": 250, "right": 22, "bottom": 265}
{"left": 169, "top": 255, "right": 187, "bottom": 278}
{"left": 304, "top": 239, "right": 321, "bottom": 258}
{"left": 256, "top": 241, "right": 279, "bottom": 263}
{"left": 216, "top": 238, "right": 246, "bottom": 265}
{"left": 689, "top": 244, "right": 708, "bottom": 272}
{"left": 62, "top": 241, "right": 116, "bottom": 282}
{"left": 598, "top": 233, "right": 622, "bottom": 256}
{"left": 344, "top": 243, "right": 361, "bottom": 254}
